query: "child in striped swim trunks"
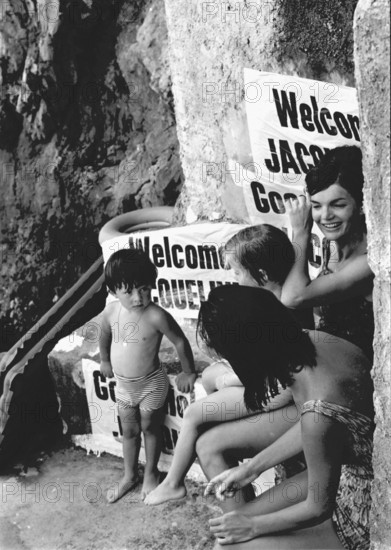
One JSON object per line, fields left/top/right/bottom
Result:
{"left": 99, "top": 248, "right": 196, "bottom": 503}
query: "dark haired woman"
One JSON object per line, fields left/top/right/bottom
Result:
{"left": 145, "top": 224, "right": 301, "bottom": 506}
{"left": 198, "top": 285, "right": 373, "bottom": 549}
{"left": 282, "top": 145, "right": 374, "bottom": 361}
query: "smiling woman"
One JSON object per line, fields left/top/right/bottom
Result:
{"left": 281, "top": 146, "right": 374, "bottom": 361}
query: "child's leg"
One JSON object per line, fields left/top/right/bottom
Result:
{"left": 107, "top": 405, "right": 141, "bottom": 503}
{"left": 144, "top": 386, "right": 248, "bottom": 505}
{"left": 140, "top": 406, "right": 165, "bottom": 499}
{"left": 202, "top": 361, "right": 234, "bottom": 394}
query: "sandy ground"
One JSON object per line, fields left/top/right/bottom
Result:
{"left": 0, "top": 445, "right": 218, "bottom": 550}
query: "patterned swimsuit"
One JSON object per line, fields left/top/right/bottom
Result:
{"left": 316, "top": 243, "right": 374, "bottom": 362}
{"left": 301, "top": 400, "right": 374, "bottom": 550}
{"left": 114, "top": 366, "right": 169, "bottom": 411}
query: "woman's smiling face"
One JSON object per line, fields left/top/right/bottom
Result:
{"left": 310, "top": 183, "right": 360, "bottom": 241}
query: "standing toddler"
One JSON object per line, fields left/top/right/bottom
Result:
{"left": 99, "top": 248, "right": 196, "bottom": 502}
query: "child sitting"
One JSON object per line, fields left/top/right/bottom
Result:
{"left": 202, "top": 224, "right": 314, "bottom": 394}
{"left": 99, "top": 248, "right": 196, "bottom": 502}
{"left": 145, "top": 224, "right": 312, "bottom": 505}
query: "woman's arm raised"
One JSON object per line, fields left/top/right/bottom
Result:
{"left": 281, "top": 195, "right": 373, "bottom": 309}
{"left": 282, "top": 253, "right": 374, "bottom": 309}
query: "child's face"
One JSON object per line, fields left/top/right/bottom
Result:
{"left": 225, "top": 252, "right": 259, "bottom": 287}
{"left": 113, "top": 284, "right": 152, "bottom": 311}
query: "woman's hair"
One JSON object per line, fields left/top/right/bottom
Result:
{"left": 104, "top": 248, "right": 158, "bottom": 294}
{"left": 198, "top": 286, "right": 317, "bottom": 412}
{"left": 223, "top": 224, "right": 295, "bottom": 286}
{"left": 306, "top": 145, "right": 364, "bottom": 207}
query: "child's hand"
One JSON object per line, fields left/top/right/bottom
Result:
{"left": 285, "top": 193, "right": 313, "bottom": 235}
{"left": 100, "top": 360, "right": 114, "bottom": 379}
{"left": 175, "top": 372, "right": 197, "bottom": 393}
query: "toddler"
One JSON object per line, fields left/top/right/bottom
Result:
{"left": 99, "top": 248, "right": 196, "bottom": 502}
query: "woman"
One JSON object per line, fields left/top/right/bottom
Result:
{"left": 282, "top": 145, "right": 374, "bottom": 361}
{"left": 197, "top": 285, "right": 373, "bottom": 549}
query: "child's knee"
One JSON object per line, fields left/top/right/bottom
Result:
{"left": 201, "top": 361, "right": 231, "bottom": 394}
{"left": 201, "top": 366, "right": 217, "bottom": 394}
{"left": 140, "top": 410, "right": 162, "bottom": 434}
{"left": 122, "top": 421, "right": 141, "bottom": 440}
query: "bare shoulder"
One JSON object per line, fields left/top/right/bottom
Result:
{"left": 147, "top": 303, "right": 174, "bottom": 324}
{"left": 307, "top": 330, "right": 372, "bottom": 407}
{"left": 146, "top": 304, "right": 183, "bottom": 338}
{"left": 311, "top": 329, "right": 369, "bottom": 363}
{"left": 344, "top": 251, "right": 372, "bottom": 271}
{"left": 103, "top": 300, "right": 120, "bottom": 323}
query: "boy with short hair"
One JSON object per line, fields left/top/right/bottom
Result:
{"left": 99, "top": 248, "right": 196, "bottom": 502}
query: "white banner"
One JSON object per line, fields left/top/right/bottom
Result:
{"left": 101, "top": 222, "right": 246, "bottom": 319}
{"left": 232, "top": 70, "right": 360, "bottom": 272}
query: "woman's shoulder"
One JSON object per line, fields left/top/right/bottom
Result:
{"left": 322, "top": 250, "right": 371, "bottom": 276}
{"left": 310, "top": 330, "right": 371, "bottom": 369}
{"left": 309, "top": 333, "right": 372, "bottom": 403}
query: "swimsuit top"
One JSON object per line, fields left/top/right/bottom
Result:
{"left": 301, "top": 400, "right": 373, "bottom": 472}
{"left": 301, "top": 400, "right": 373, "bottom": 550}
{"left": 316, "top": 242, "right": 374, "bottom": 361}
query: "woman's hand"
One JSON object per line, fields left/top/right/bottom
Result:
{"left": 209, "top": 511, "right": 257, "bottom": 545}
{"left": 204, "top": 464, "right": 258, "bottom": 500}
{"left": 285, "top": 193, "right": 313, "bottom": 236}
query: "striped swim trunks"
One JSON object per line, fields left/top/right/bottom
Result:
{"left": 114, "top": 366, "right": 169, "bottom": 411}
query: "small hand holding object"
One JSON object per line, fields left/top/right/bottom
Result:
{"left": 209, "top": 511, "right": 256, "bottom": 545}
{"left": 285, "top": 191, "right": 313, "bottom": 235}
{"left": 175, "top": 372, "right": 197, "bottom": 393}
{"left": 100, "top": 360, "right": 114, "bottom": 378}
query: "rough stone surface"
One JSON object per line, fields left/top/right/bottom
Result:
{"left": 354, "top": 1, "right": 391, "bottom": 547}
{"left": 0, "top": 0, "right": 183, "bottom": 349}
{"left": 164, "top": 0, "right": 359, "bottom": 224}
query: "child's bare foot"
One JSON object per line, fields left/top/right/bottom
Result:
{"left": 140, "top": 470, "right": 161, "bottom": 501}
{"left": 106, "top": 476, "right": 139, "bottom": 503}
{"left": 144, "top": 479, "right": 187, "bottom": 505}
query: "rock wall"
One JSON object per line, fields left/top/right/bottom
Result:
{"left": 164, "top": 0, "right": 358, "bottom": 224}
{"left": 0, "top": 0, "right": 183, "bottom": 349}
{"left": 354, "top": 1, "right": 391, "bottom": 547}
